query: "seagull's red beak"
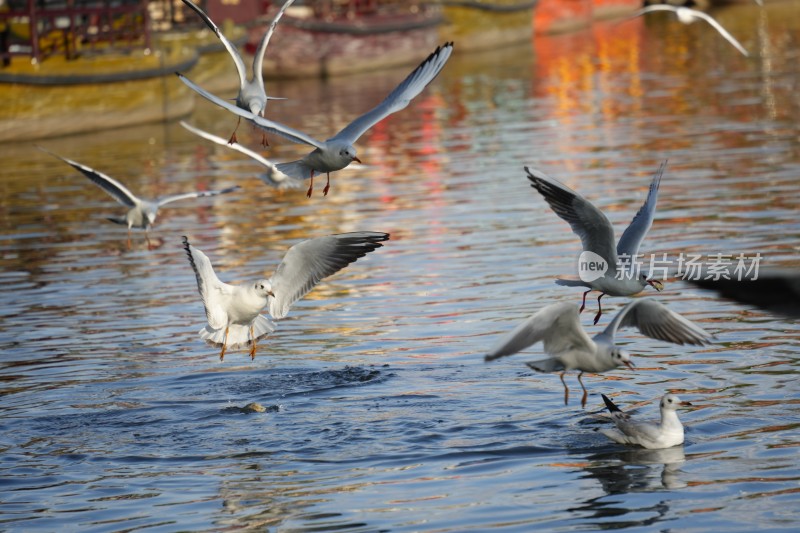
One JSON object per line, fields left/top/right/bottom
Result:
{"left": 624, "top": 360, "right": 635, "bottom": 370}
{"left": 679, "top": 401, "right": 693, "bottom": 407}
{"left": 352, "top": 156, "right": 362, "bottom": 164}
{"left": 647, "top": 279, "right": 664, "bottom": 291}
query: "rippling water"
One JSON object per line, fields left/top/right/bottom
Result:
{"left": 2, "top": 3, "right": 800, "bottom": 531}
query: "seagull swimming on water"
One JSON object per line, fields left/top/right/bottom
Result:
{"left": 485, "top": 298, "right": 714, "bottom": 407}
{"left": 598, "top": 393, "right": 692, "bottom": 449}
{"left": 39, "top": 146, "right": 240, "bottom": 249}
{"left": 179, "top": 0, "right": 295, "bottom": 145}
{"left": 177, "top": 42, "right": 454, "bottom": 198}
{"left": 526, "top": 162, "right": 667, "bottom": 325}
{"left": 627, "top": 5, "right": 749, "bottom": 57}
{"left": 183, "top": 232, "right": 389, "bottom": 361}
{"left": 179, "top": 120, "right": 303, "bottom": 191}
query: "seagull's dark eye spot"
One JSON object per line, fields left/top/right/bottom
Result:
{"left": 668, "top": 398, "right": 673, "bottom": 403}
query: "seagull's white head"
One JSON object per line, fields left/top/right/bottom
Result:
{"left": 611, "top": 347, "right": 634, "bottom": 370}
{"left": 339, "top": 145, "right": 361, "bottom": 165}
{"left": 641, "top": 273, "right": 664, "bottom": 292}
{"left": 661, "top": 393, "right": 692, "bottom": 411}
{"left": 254, "top": 279, "right": 275, "bottom": 298}
{"left": 675, "top": 8, "right": 697, "bottom": 25}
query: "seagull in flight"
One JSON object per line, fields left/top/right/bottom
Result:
{"left": 177, "top": 42, "right": 454, "bottom": 198}
{"left": 526, "top": 162, "right": 667, "bottom": 325}
{"left": 628, "top": 5, "right": 749, "bottom": 57}
{"left": 598, "top": 393, "right": 693, "bottom": 449}
{"left": 485, "top": 298, "right": 714, "bottom": 407}
{"left": 183, "top": 232, "right": 389, "bottom": 361}
{"left": 39, "top": 146, "right": 240, "bottom": 249}
{"left": 180, "top": 121, "right": 303, "bottom": 190}
{"left": 180, "top": 0, "right": 295, "bottom": 145}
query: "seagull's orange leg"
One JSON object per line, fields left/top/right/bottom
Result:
{"left": 579, "top": 289, "right": 592, "bottom": 313}
{"left": 560, "top": 371, "right": 569, "bottom": 405}
{"left": 228, "top": 116, "right": 241, "bottom": 145}
{"left": 306, "top": 170, "right": 315, "bottom": 198}
{"left": 219, "top": 326, "right": 229, "bottom": 361}
{"left": 593, "top": 293, "right": 606, "bottom": 325}
{"left": 322, "top": 172, "right": 331, "bottom": 196}
{"left": 578, "top": 371, "right": 588, "bottom": 408}
{"left": 249, "top": 324, "right": 257, "bottom": 360}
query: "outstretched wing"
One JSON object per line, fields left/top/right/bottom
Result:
{"left": 182, "top": 236, "right": 233, "bottom": 330}
{"left": 525, "top": 166, "right": 618, "bottom": 265}
{"left": 252, "top": 0, "right": 296, "bottom": 89}
{"left": 691, "top": 9, "right": 749, "bottom": 57}
{"left": 616, "top": 161, "right": 665, "bottom": 257}
{"left": 181, "top": 0, "right": 248, "bottom": 89}
{"left": 179, "top": 121, "right": 303, "bottom": 189}
{"left": 598, "top": 298, "right": 714, "bottom": 346}
{"left": 249, "top": 113, "right": 326, "bottom": 149}
{"left": 267, "top": 232, "right": 389, "bottom": 319}
{"left": 38, "top": 146, "right": 139, "bottom": 207}
{"left": 485, "top": 302, "right": 595, "bottom": 362}
{"left": 177, "top": 72, "right": 322, "bottom": 148}
{"left": 157, "top": 185, "right": 240, "bottom": 207}
{"left": 330, "top": 43, "right": 454, "bottom": 144}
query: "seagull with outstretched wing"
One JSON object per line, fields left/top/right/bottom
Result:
{"left": 183, "top": 232, "right": 389, "bottom": 360}
{"left": 177, "top": 42, "right": 454, "bottom": 197}
{"left": 180, "top": 0, "right": 295, "bottom": 144}
{"left": 39, "top": 146, "right": 240, "bottom": 249}
{"left": 485, "top": 298, "right": 714, "bottom": 407}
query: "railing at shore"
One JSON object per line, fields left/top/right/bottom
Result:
{"left": 0, "top": 0, "right": 151, "bottom": 65}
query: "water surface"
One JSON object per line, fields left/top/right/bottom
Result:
{"left": 2, "top": 3, "right": 800, "bottom": 531}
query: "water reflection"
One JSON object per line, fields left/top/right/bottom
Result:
{"left": 1, "top": 1, "right": 800, "bottom": 531}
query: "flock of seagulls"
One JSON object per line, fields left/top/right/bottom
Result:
{"left": 40, "top": 1, "right": 759, "bottom": 450}
{"left": 486, "top": 162, "right": 717, "bottom": 447}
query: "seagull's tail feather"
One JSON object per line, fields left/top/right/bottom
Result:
{"left": 106, "top": 216, "right": 127, "bottom": 226}
{"left": 555, "top": 278, "right": 589, "bottom": 288}
{"left": 275, "top": 160, "right": 314, "bottom": 181}
{"left": 259, "top": 168, "right": 306, "bottom": 190}
{"left": 199, "top": 315, "right": 276, "bottom": 349}
{"left": 525, "top": 358, "right": 565, "bottom": 373}
{"left": 601, "top": 393, "right": 623, "bottom": 413}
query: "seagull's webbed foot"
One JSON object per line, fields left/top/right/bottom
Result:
{"left": 560, "top": 371, "right": 570, "bottom": 406}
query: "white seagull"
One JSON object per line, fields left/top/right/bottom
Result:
{"left": 485, "top": 298, "right": 714, "bottom": 407}
{"left": 40, "top": 146, "right": 240, "bottom": 249}
{"left": 629, "top": 5, "right": 749, "bottom": 57}
{"left": 180, "top": 0, "right": 295, "bottom": 145}
{"left": 598, "top": 393, "right": 693, "bottom": 449}
{"left": 177, "top": 42, "right": 454, "bottom": 197}
{"left": 526, "top": 162, "right": 667, "bottom": 325}
{"left": 179, "top": 121, "right": 303, "bottom": 190}
{"left": 182, "top": 232, "right": 389, "bottom": 361}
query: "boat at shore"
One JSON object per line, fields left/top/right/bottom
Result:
{"left": 4, "top": 0, "right": 746, "bottom": 141}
